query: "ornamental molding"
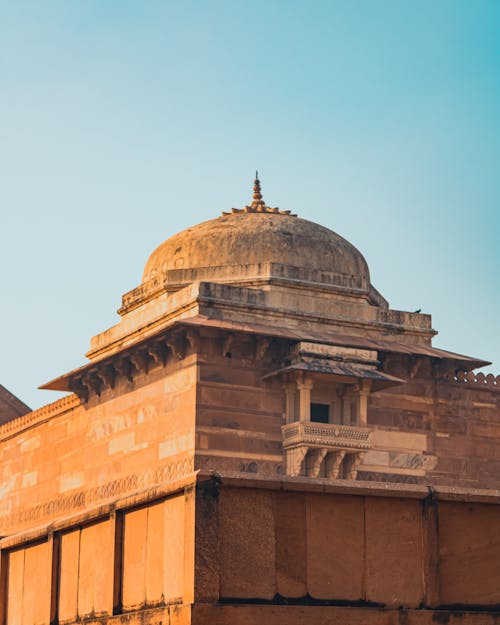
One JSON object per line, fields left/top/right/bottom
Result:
{"left": 0, "top": 456, "right": 194, "bottom": 533}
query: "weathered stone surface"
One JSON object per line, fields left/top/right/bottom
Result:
{"left": 439, "top": 502, "right": 500, "bottom": 605}
{"left": 219, "top": 487, "right": 276, "bottom": 599}
{"left": 306, "top": 493, "right": 364, "bottom": 600}
{"left": 365, "top": 497, "right": 424, "bottom": 607}
{"left": 275, "top": 492, "right": 307, "bottom": 598}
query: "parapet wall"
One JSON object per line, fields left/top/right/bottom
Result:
{"left": 450, "top": 370, "right": 500, "bottom": 390}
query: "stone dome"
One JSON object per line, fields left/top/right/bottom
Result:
{"left": 142, "top": 211, "right": 371, "bottom": 289}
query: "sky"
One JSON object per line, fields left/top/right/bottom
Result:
{"left": 1, "top": 0, "right": 499, "bottom": 410}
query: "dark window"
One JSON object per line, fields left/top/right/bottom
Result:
{"left": 310, "top": 403, "right": 329, "bottom": 423}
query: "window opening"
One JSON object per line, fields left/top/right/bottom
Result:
{"left": 310, "top": 402, "right": 329, "bottom": 423}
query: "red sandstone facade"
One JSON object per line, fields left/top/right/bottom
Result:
{"left": 1, "top": 180, "right": 499, "bottom": 624}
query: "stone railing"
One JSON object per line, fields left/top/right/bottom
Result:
{"left": 281, "top": 421, "right": 372, "bottom": 480}
{"left": 282, "top": 421, "right": 372, "bottom": 451}
{"left": 450, "top": 371, "right": 500, "bottom": 391}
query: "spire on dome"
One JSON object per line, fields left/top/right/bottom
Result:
{"left": 222, "top": 172, "right": 297, "bottom": 217}
{"left": 252, "top": 171, "right": 264, "bottom": 206}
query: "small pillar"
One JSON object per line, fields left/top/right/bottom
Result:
{"left": 358, "top": 380, "right": 372, "bottom": 426}
{"left": 339, "top": 386, "right": 352, "bottom": 425}
{"left": 283, "top": 382, "right": 297, "bottom": 424}
{"left": 296, "top": 376, "right": 314, "bottom": 422}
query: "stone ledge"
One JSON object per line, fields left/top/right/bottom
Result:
{"left": 191, "top": 604, "right": 500, "bottom": 625}
{"left": 197, "top": 469, "right": 500, "bottom": 504}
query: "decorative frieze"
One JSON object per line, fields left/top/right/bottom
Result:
{"left": 0, "top": 456, "right": 194, "bottom": 532}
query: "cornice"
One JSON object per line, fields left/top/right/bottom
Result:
{"left": 0, "top": 394, "right": 79, "bottom": 443}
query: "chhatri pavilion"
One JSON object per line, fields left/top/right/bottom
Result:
{"left": 1, "top": 177, "right": 499, "bottom": 625}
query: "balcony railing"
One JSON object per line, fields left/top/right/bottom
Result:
{"left": 281, "top": 421, "right": 373, "bottom": 479}
{"left": 282, "top": 421, "right": 372, "bottom": 451}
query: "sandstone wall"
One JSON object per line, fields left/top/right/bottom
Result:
{"left": 197, "top": 482, "right": 500, "bottom": 609}
{"left": 195, "top": 352, "right": 500, "bottom": 488}
{"left": 0, "top": 358, "right": 197, "bottom": 535}
{"left": 1, "top": 477, "right": 499, "bottom": 625}
{"left": 0, "top": 489, "right": 194, "bottom": 625}
{"left": 369, "top": 375, "right": 500, "bottom": 487}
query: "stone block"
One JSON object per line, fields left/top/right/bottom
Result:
{"left": 306, "top": 493, "right": 364, "bottom": 600}
{"left": 365, "top": 497, "right": 423, "bottom": 607}
{"left": 78, "top": 520, "right": 113, "bottom": 616}
{"left": 58, "top": 531, "right": 79, "bottom": 621}
{"left": 195, "top": 482, "right": 220, "bottom": 602}
{"left": 275, "top": 492, "right": 307, "bottom": 598}
{"left": 22, "top": 541, "right": 50, "bottom": 625}
{"left": 145, "top": 500, "right": 165, "bottom": 604}
{"left": 6, "top": 548, "right": 24, "bottom": 625}
{"left": 122, "top": 507, "right": 148, "bottom": 610}
{"left": 219, "top": 487, "right": 276, "bottom": 599}
{"left": 108, "top": 432, "right": 135, "bottom": 455}
{"left": 439, "top": 502, "right": 500, "bottom": 605}
{"left": 164, "top": 494, "right": 185, "bottom": 601}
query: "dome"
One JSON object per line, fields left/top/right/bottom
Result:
{"left": 143, "top": 211, "right": 370, "bottom": 287}
{"left": 142, "top": 176, "right": 372, "bottom": 296}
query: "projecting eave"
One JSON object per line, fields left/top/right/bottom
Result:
{"left": 179, "top": 317, "right": 490, "bottom": 370}
{"left": 262, "top": 361, "right": 406, "bottom": 392}
{"left": 39, "top": 315, "right": 490, "bottom": 394}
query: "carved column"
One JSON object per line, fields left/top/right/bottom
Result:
{"left": 358, "top": 380, "right": 372, "bottom": 426}
{"left": 340, "top": 386, "right": 352, "bottom": 425}
{"left": 283, "top": 379, "right": 297, "bottom": 424}
{"left": 296, "top": 376, "right": 314, "bottom": 422}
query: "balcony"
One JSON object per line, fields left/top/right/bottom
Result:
{"left": 282, "top": 421, "right": 373, "bottom": 479}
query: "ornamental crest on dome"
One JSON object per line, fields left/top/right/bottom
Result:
{"left": 222, "top": 172, "right": 297, "bottom": 217}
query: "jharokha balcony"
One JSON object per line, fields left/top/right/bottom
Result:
{"left": 265, "top": 342, "right": 406, "bottom": 480}
{"left": 282, "top": 420, "right": 373, "bottom": 479}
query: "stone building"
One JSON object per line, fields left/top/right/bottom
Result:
{"left": 0, "top": 386, "right": 30, "bottom": 426}
{"left": 1, "top": 177, "right": 499, "bottom": 625}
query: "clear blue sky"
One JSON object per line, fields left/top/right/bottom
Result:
{"left": 1, "top": 0, "right": 499, "bottom": 409}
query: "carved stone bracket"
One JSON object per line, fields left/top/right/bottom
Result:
{"left": 222, "top": 333, "right": 234, "bottom": 358}
{"left": 409, "top": 356, "right": 422, "bottom": 379}
{"left": 324, "top": 450, "right": 346, "bottom": 479}
{"left": 186, "top": 329, "right": 200, "bottom": 354}
{"left": 255, "top": 337, "right": 271, "bottom": 361}
{"left": 286, "top": 445, "right": 308, "bottom": 477}
{"left": 100, "top": 365, "right": 116, "bottom": 390}
{"left": 69, "top": 377, "right": 90, "bottom": 403}
{"left": 85, "top": 372, "right": 103, "bottom": 397}
{"left": 343, "top": 452, "right": 365, "bottom": 480}
{"left": 167, "top": 334, "right": 186, "bottom": 360}
{"left": 306, "top": 448, "right": 327, "bottom": 477}
{"left": 148, "top": 341, "right": 169, "bottom": 366}
{"left": 129, "top": 350, "right": 149, "bottom": 375}
{"left": 66, "top": 327, "right": 196, "bottom": 404}
{"left": 115, "top": 357, "right": 135, "bottom": 382}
